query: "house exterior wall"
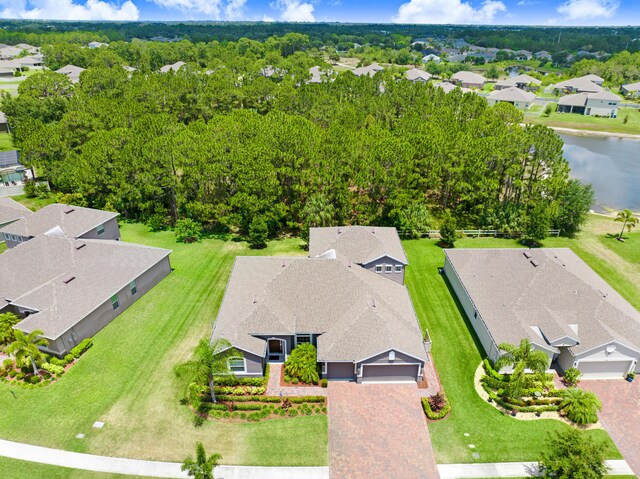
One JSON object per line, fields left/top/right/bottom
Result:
{"left": 488, "top": 99, "right": 531, "bottom": 110}
{"left": 363, "top": 256, "right": 405, "bottom": 284}
{"left": 557, "top": 347, "right": 575, "bottom": 372}
{"left": 235, "top": 350, "right": 264, "bottom": 377}
{"left": 44, "top": 256, "right": 171, "bottom": 356}
{"left": 3, "top": 232, "right": 28, "bottom": 249}
{"left": 585, "top": 98, "right": 619, "bottom": 117}
{"left": 358, "top": 349, "right": 422, "bottom": 366}
{"left": 79, "top": 216, "right": 120, "bottom": 241}
{"left": 460, "top": 81, "right": 484, "bottom": 89}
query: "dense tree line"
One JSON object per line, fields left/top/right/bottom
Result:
{"left": 2, "top": 44, "right": 593, "bottom": 240}
{"left": 570, "top": 51, "right": 640, "bottom": 86}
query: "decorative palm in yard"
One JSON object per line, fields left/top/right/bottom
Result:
{"left": 614, "top": 208, "right": 638, "bottom": 240}
{"left": 0, "top": 312, "right": 21, "bottom": 345}
{"left": 559, "top": 387, "right": 602, "bottom": 425}
{"left": 6, "top": 329, "right": 48, "bottom": 375}
{"left": 182, "top": 442, "right": 222, "bottom": 479}
{"left": 174, "top": 337, "right": 241, "bottom": 404}
{"left": 495, "top": 338, "right": 549, "bottom": 399}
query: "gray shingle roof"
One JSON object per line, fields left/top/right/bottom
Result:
{"left": 0, "top": 150, "right": 20, "bottom": 169}
{"left": 558, "top": 90, "right": 620, "bottom": 107}
{"left": 445, "top": 248, "right": 640, "bottom": 355}
{"left": 353, "top": 63, "right": 384, "bottom": 77}
{"left": 451, "top": 71, "right": 486, "bottom": 84}
{"left": 511, "top": 74, "right": 542, "bottom": 86}
{"left": 0, "top": 197, "right": 32, "bottom": 226}
{"left": 1, "top": 235, "right": 171, "bottom": 339}
{"left": 489, "top": 86, "right": 536, "bottom": 102}
{"left": 55, "top": 65, "right": 85, "bottom": 83}
{"left": 622, "top": 81, "right": 640, "bottom": 92}
{"left": 405, "top": 68, "right": 431, "bottom": 82}
{"left": 434, "top": 81, "right": 470, "bottom": 94}
{"left": 212, "top": 256, "right": 427, "bottom": 362}
{"left": 308, "top": 226, "right": 408, "bottom": 265}
{"left": 0, "top": 203, "right": 118, "bottom": 239}
{"left": 555, "top": 77, "right": 603, "bottom": 93}
{"left": 160, "top": 61, "right": 185, "bottom": 73}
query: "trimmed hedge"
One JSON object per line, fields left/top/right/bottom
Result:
{"left": 232, "top": 403, "right": 263, "bottom": 411}
{"left": 421, "top": 395, "right": 451, "bottom": 420}
{"left": 288, "top": 396, "right": 326, "bottom": 403}
{"left": 214, "top": 376, "right": 265, "bottom": 387}
{"left": 216, "top": 395, "right": 281, "bottom": 403}
{"left": 70, "top": 338, "right": 94, "bottom": 358}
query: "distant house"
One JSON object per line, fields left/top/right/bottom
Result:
{"left": 55, "top": 65, "right": 86, "bottom": 84}
{"left": 0, "top": 150, "right": 28, "bottom": 186}
{"left": 0, "top": 197, "right": 32, "bottom": 231}
{"left": 444, "top": 248, "right": 640, "bottom": 379}
{"left": 514, "top": 50, "right": 533, "bottom": 60}
{"left": 0, "top": 46, "right": 23, "bottom": 60}
{"left": 494, "top": 74, "right": 541, "bottom": 92}
{"left": 14, "top": 55, "right": 43, "bottom": 68}
{"left": 0, "top": 203, "right": 120, "bottom": 249}
{"left": 88, "top": 41, "right": 109, "bottom": 49}
{"left": 0, "top": 66, "right": 13, "bottom": 78}
{"left": 160, "top": 61, "right": 186, "bottom": 73}
{"left": 14, "top": 44, "right": 38, "bottom": 54}
{"left": 487, "top": 87, "right": 536, "bottom": 110}
{"left": 0, "top": 234, "right": 171, "bottom": 357}
{"left": 451, "top": 71, "right": 486, "bottom": 89}
{"left": 557, "top": 91, "right": 620, "bottom": 117}
{"left": 534, "top": 50, "right": 553, "bottom": 62}
{"left": 353, "top": 62, "right": 384, "bottom": 77}
{"left": 259, "top": 66, "right": 286, "bottom": 79}
{"left": 212, "top": 226, "right": 430, "bottom": 383}
{"left": 421, "top": 54, "right": 441, "bottom": 64}
{"left": 405, "top": 68, "right": 432, "bottom": 83}
{"left": 620, "top": 81, "right": 640, "bottom": 98}
{"left": 554, "top": 75, "right": 604, "bottom": 94}
{"left": 434, "top": 81, "right": 470, "bottom": 94}
{"left": 307, "top": 65, "right": 334, "bottom": 84}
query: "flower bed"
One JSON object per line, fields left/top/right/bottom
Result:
{"left": 421, "top": 392, "right": 451, "bottom": 420}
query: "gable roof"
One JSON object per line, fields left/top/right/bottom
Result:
{"left": 554, "top": 76, "right": 603, "bottom": 93}
{"left": 0, "top": 150, "right": 20, "bottom": 169}
{"left": 353, "top": 63, "right": 384, "bottom": 77}
{"left": 55, "top": 65, "right": 85, "bottom": 83}
{"left": 489, "top": 86, "right": 536, "bottom": 103}
{"left": 434, "top": 81, "right": 470, "bottom": 94}
{"left": 511, "top": 73, "right": 541, "bottom": 85}
{"left": 0, "top": 197, "right": 32, "bottom": 226}
{"left": 445, "top": 248, "right": 640, "bottom": 356}
{"left": 0, "top": 203, "right": 118, "bottom": 239}
{"left": 451, "top": 71, "right": 486, "bottom": 84}
{"left": 1, "top": 235, "right": 171, "bottom": 339}
{"left": 212, "top": 256, "right": 427, "bottom": 362}
{"left": 622, "top": 81, "right": 640, "bottom": 92}
{"left": 308, "top": 226, "right": 408, "bottom": 265}
{"left": 160, "top": 61, "right": 185, "bottom": 73}
{"left": 558, "top": 90, "right": 620, "bottom": 107}
{"left": 405, "top": 68, "right": 431, "bottom": 82}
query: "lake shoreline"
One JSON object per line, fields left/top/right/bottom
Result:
{"left": 551, "top": 126, "right": 640, "bottom": 140}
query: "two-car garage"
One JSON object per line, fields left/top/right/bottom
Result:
{"left": 577, "top": 360, "right": 635, "bottom": 379}
{"left": 360, "top": 364, "right": 420, "bottom": 383}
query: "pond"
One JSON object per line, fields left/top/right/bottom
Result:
{"left": 560, "top": 133, "right": 640, "bottom": 212}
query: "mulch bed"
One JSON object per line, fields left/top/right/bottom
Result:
{"left": 278, "top": 364, "right": 322, "bottom": 388}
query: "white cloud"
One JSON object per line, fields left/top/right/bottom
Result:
{"left": 224, "top": 0, "right": 246, "bottom": 20}
{"left": 148, "top": 0, "right": 247, "bottom": 19}
{"left": 394, "top": 0, "right": 506, "bottom": 24}
{"left": 0, "top": 0, "right": 139, "bottom": 20}
{"left": 273, "top": 0, "right": 315, "bottom": 22}
{"left": 556, "top": 0, "right": 619, "bottom": 20}
{"left": 262, "top": 14, "right": 275, "bottom": 21}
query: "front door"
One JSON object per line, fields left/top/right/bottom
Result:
{"left": 268, "top": 339, "right": 284, "bottom": 362}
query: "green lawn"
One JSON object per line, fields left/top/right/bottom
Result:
{"left": 525, "top": 107, "right": 640, "bottom": 135}
{"left": 8, "top": 193, "right": 57, "bottom": 211}
{"left": 0, "top": 133, "right": 13, "bottom": 151}
{"left": 599, "top": 231, "right": 640, "bottom": 266}
{"left": 0, "top": 458, "right": 143, "bottom": 479}
{"left": 0, "top": 223, "right": 327, "bottom": 470}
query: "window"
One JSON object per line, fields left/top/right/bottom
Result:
{"left": 111, "top": 294, "right": 120, "bottom": 310}
{"left": 385, "top": 265, "right": 393, "bottom": 274}
{"left": 228, "top": 358, "right": 246, "bottom": 373}
{"left": 296, "top": 334, "right": 312, "bottom": 346}
{"left": 130, "top": 280, "right": 137, "bottom": 296}
{"left": 395, "top": 265, "right": 403, "bottom": 273}
{"left": 96, "top": 224, "right": 105, "bottom": 235}
{"left": 375, "top": 265, "right": 382, "bottom": 273}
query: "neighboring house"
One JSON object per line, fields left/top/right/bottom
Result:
{"left": 405, "top": 68, "right": 432, "bottom": 82}
{"left": 0, "top": 111, "right": 8, "bottom": 132}
{"left": 557, "top": 91, "right": 620, "bottom": 117}
{"left": 554, "top": 76, "right": 603, "bottom": 94}
{"left": 0, "top": 234, "right": 171, "bottom": 357}
{"left": 55, "top": 65, "right": 86, "bottom": 84}
{"left": 160, "top": 61, "right": 186, "bottom": 73}
{"left": 0, "top": 203, "right": 120, "bottom": 249}
{"left": 451, "top": 71, "right": 486, "bottom": 89}
{"left": 422, "top": 54, "right": 441, "bottom": 63}
{"left": 434, "top": 81, "right": 470, "bottom": 94}
{"left": 0, "top": 150, "right": 27, "bottom": 186}
{"left": 0, "top": 46, "right": 23, "bottom": 60}
{"left": 88, "top": 41, "right": 109, "bottom": 49}
{"left": 534, "top": 50, "right": 552, "bottom": 62}
{"left": 621, "top": 81, "right": 640, "bottom": 97}
{"left": 307, "top": 65, "right": 333, "bottom": 84}
{"left": 259, "top": 66, "right": 286, "bottom": 79}
{"left": 514, "top": 50, "right": 533, "bottom": 60}
{"left": 211, "top": 226, "right": 430, "bottom": 383}
{"left": 0, "top": 197, "right": 32, "bottom": 232}
{"left": 0, "top": 66, "right": 14, "bottom": 77}
{"left": 494, "top": 74, "right": 541, "bottom": 91}
{"left": 353, "top": 62, "right": 384, "bottom": 77}
{"left": 14, "top": 44, "right": 38, "bottom": 54}
{"left": 444, "top": 248, "right": 640, "bottom": 379}
{"left": 581, "top": 73, "right": 605, "bottom": 86}
{"left": 487, "top": 87, "right": 536, "bottom": 110}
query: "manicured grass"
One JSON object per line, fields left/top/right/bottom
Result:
{"left": 0, "top": 457, "right": 141, "bottom": 479}
{"left": 9, "top": 193, "right": 57, "bottom": 211}
{"left": 525, "top": 107, "right": 640, "bottom": 135}
{"left": 0, "top": 223, "right": 326, "bottom": 466}
{"left": 0, "top": 133, "right": 13, "bottom": 151}
{"left": 599, "top": 231, "right": 640, "bottom": 266}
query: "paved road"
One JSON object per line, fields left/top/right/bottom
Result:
{"left": 328, "top": 382, "right": 440, "bottom": 479}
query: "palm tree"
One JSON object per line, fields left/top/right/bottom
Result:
{"left": 560, "top": 387, "right": 602, "bottom": 424}
{"left": 303, "top": 193, "right": 335, "bottom": 229}
{"left": 614, "top": 209, "right": 639, "bottom": 240}
{"left": 0, "top": 312, "right": 21, "bottom": 345}
{"left": 174, "top": 337, "right": 241, "bottom": 403}
{"left": 6, "top": 329, "right": 48, "bottom": 375}
{"left": 182, "top": 442, "right": 222, "bottom": 479}
{"left": 495, "top": 339, "right": 550, "bottom": 400}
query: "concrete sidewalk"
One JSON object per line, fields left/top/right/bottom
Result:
{"left": 437, "top": 460, "right": 634, "bottom": 478}
{"left": 0, "top": 439, "right": 329, "bottom": 479}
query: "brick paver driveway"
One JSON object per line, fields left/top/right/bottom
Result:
{"left": 581, "top": 380, "right": 640, "bottom": 476}
{"left": 328, "top": 382, "right": 440, "bottom": 479}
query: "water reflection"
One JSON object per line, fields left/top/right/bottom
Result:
{"left": 560, "top": 134, "right": 640, "bottom": 212}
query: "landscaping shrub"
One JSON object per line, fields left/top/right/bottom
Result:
{"left": 48, "top": 357, "right": 66, "bottom": 367}
{"left": 232, "top": 403, "right": 263, "bottom": 411}
{"left": 214, "top": 376, "right": 264, "bottom": 387}
{"left": 2, "top": 359, "right": 13, "bottom": 369}
{"left": 70, "top": 338, "right": 94, "bottom": 359}
{"left": 64, "top": 354, "right": 74, "bottom": 364}
{"left": 174, "top": 218, "right": 202, "bottom": 243}
{"left": 288, "top": 408, "right": 299, "bottom": 417}
{"left": 562, "top": 367, "right": 581, "bottom": 387}
{"left": 287, "top": 396, "right": 326, "bottom": 403}
{"left": 428, "top": 392, "right": 447, "bottom": 412}
{"left": 0, "top": 312, "right": 21, "bottom": 345}
{"left": 421, "top": 394, "right": 450, "bottom": 420}
{"left": 209, "top": 404, "right": 228, "bottom": 411}
{"left": 321, "top": 379, "right": 328, "bottom": 388}
{"left": 560, "top": 388, "right": 601, "bottom": 424}
{"left": 215, "top": 395, "right": 281, "bottom": 403}
{"left": 284, "top": 343, "right": 320, "bottom": 385}
{"left": 41, "top": 363, "right": 64, "bottom": 375}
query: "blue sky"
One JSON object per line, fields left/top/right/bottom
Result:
{"left": 0, "top": 0, "right": 639, "bottom": 26}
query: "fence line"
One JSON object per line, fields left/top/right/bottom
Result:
{"left": 397, "top": 229, "right": 561, "bottom": 239}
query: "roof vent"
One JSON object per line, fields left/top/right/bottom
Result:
{"left": 371, "top": 298, "right": 376, "bottom": 308}
{"left": 252, "top": 295, "right": 257, "bottom": 304}
{"left": 530, "top": 260, "right": 539, "bottom": 267}
{"left": 281, "top": 259, "right": 286, "bottom": 268}
{"left": 75, "top": 243, "right": 86, "bottom": 250}
{"left": 63, "top": 207, "right": 75, "bottom": 214}
{"left": 523, "top": 251, "right": 532, "bottom": 259}
{"left": 338, "top": 227, "right": 342, "bottom": 234}
{"left": 63, "top": 276, "right": 76, "bottom": 284}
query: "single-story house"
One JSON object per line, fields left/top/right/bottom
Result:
{"left": 0, "top": 203, "right": 120, "bottom": 248}
{"left": 0, "top": 234, "right": 171, "bottom": 356}
{"left": 534, "top": 51, "right": 552, "bottom": 62}
{"left": 514, "top": 50, "right": 533, "bottom": 60}
{"left": 557, "top": 91, "right": 620, "bottom": 117}
{"left": 405, "top": 68, "right": 432, "bottom": 83}
{"left": 422, "top": 54, "right": 441, "bottom": 64}
{"left": 88, "top": 42, "right": 109, "bottom": 49}
{"left": 0, "top": 46, "right": 23, "bottom": 60}
{"left": 353, "top": 62, "right": 384, "bottom": 78}
{"left": 211, "top": 226, "right": 430, "bottom": 383}
{"left": 494, "top": 74, "right": 541, "bottom": 92}
{"left": 15, "top": 55, "right": 43, "bottom": 68}
{"left": 160, "top": 61, "right": 186, "bottom": 74}
{"left": 0, "top": 150, "right": 27, "bottom": 186}
{"left": 0, "top": 197, "right": 32, "bottom": 232}
{"left": 487, "top": 87, "right": 536, "bottom": 110}
{"left": 56, "top": 65, "right": 86, "bottom": 84}
{"left": 307, "top": 66, "right": 334, "bottom": 84}
{"left": 444, "top": 248, "right": 640, "bottom": 379}
{"left": 451, "top": 71, "right": 486, "bottom": 89}
{"left": 621, "top": 81, "right": 640, "bottom": 98}
{"left": 434, "top": 81, "right": 471, "bottom": 94}
{"left": 0, "top": 67, "right": 13, "bottom": 78}
{"left": 554, "top": 76, "right": 603, "bottom": 94}
{"left": 15, "top": 44, "right": 38, "bottom": 54}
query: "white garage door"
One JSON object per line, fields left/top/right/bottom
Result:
{"left": 578, "top": 360, "right": 633, "bottom": 379}
{"left": 361, "top": 364, "right": 419, "bottom": 383}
